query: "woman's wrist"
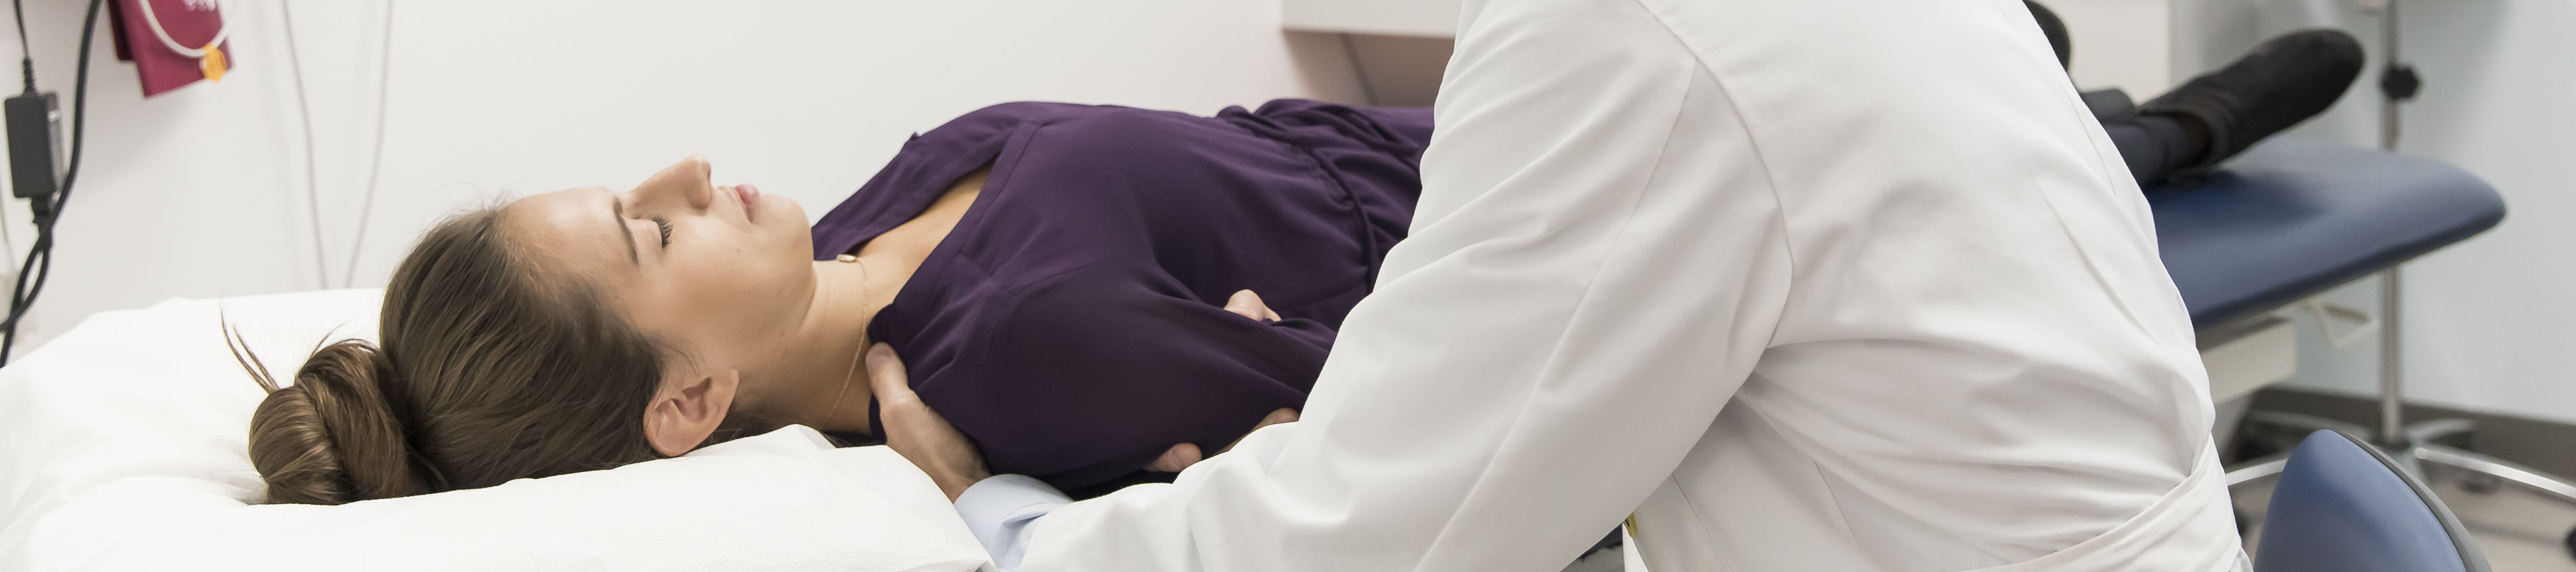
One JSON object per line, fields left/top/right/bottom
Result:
{"left": 935, "top": 464, "right": 994, "bottom": 501}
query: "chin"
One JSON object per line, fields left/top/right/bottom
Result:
{"left": 765, "top": 195, "right": 811, "bottom": 230}
{"left": 773, "top": 197, "right": 804, "bottom": 227}
{"left": 757, "top": 194, "right": 814, "bottom": 246}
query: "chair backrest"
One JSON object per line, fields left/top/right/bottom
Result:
{"left": 2255, "top": 430, "right": 2491, "bottom": 572}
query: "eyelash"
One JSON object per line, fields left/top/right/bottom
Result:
{"left": 652, "top": 217, "right": 673, "bottom": 247}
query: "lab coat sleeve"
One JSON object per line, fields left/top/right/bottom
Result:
{"left": 1015, "top": 0, "right": 1796, "bottom": 570}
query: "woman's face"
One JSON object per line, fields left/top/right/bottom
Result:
{"left": 504, "top": 156, "right": 817, "bottom": 390}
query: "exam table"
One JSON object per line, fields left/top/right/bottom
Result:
{"left": 2155, "top": 135, "right": 2501, "bottom": 413}
{"left": 2151, "top": 137, "right": 2576, "bottom": 556}
{"left": 2152, "top": 137, "right": 2501, "bottom": 332}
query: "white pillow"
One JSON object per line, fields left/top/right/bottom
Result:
{"left": 0, "top": 289, "right": 990, "bottom": 571}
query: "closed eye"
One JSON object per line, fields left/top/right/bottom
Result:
{"left": 653, "top": 217, "right": 673, "bottom": 248}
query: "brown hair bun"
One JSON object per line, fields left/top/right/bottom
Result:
{"left": 241, "top": 338, "right": 434, "bottom": 505}
{"left": 230, "top": 206, "right": 706, "bottom": 506}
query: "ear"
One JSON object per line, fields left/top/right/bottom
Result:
{"left": 644, "top": 369, "right": 738, "bottom": 457}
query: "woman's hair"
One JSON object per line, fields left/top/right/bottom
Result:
{"left": 234, "top": 205, "right": 675, "bottom": 505}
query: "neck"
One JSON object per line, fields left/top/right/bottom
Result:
{"left": 776, "top": 252, "right": 907, "bottom": 435}
{"left": 773, "top": 166, "right": 982, "bottom": 435}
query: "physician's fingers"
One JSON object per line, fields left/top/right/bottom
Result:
{"left": 1223, "top": 290, "right": 1262, "bottom": 320}
{"left": 1220, "top": 408, "right": 1299, "bottom": 455}
{"left": 1261, "top": 407, "right": 1300, "bottom": 427}
{"left": 864, "top": 343, "right": 919, "bottom": 405}
{"left": 1145, "top": 408, "right": 1297, "bottom": 473}
{"left": 1148, "top": 443, "right": 1203, "bottom": 473}
{"left": 864, "top": 343, "right": 989, "bottom": 500}
{"left": 1225, "top": 290, "right": 1281, "bottom": 322}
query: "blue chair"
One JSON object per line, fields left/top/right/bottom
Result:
{"left": 2255, "top": 430, "right": 2491, "bottom": 572}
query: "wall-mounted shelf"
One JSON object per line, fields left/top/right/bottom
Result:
{"left": 1282, "top": 0, "right": 1458, "bottom": 106}
{"left": 1283, "top": 0, "right": 1463, "bottom": 39}
{"left": 1282, "top": 0, "right": 2191, "bottom": 105}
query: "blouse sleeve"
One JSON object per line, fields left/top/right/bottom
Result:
{"left": 970, "top": 262, "right": 1330, "bottom": 492}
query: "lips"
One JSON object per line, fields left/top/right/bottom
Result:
{"left": 732, "top": 184, "right": 761, "bottom": 223}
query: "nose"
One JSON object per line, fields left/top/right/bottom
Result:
{"left": 635, "top": 155, "right": 716, "bottom": 212}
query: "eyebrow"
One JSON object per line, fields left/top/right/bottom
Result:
{"left": 610, "top": 193, "right": 639, "bottom": 266}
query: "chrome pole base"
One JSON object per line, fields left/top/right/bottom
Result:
{"left": 2230, "top": 411, "right": 2576, "bottom": 502}
{"left": 2416, "top": 444, "right": 2576, "bottom": 504}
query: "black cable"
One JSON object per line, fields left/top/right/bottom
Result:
{"left": 11, "top": 0, "right": 32, "bottom": 94}
{"left": 0, "top": 0, "right": 101, "bottom": 365}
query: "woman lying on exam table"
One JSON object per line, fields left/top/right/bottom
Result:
{"left": 235, "top": 22, "right": 2364, "bottom": 505}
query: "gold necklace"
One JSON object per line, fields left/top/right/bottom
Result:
{"left": 821, "top": 254, "right": 870, "bottom": 430}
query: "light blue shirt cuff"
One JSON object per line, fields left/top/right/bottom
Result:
{"left": 956, "top": 474, "right": 1070, "bottom": 572}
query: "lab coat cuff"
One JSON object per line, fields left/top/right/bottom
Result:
{"left": 955, "top": 473, "right": 1070, "bottom": 571}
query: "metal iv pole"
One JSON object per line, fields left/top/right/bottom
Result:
{"left": 2366, "top": 0, "right": 2576, "bottom": 560}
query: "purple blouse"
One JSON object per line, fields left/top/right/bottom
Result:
{"left": 812, "top": 99, "right": 1432, "bottom": 494}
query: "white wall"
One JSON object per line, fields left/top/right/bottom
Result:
{"left": 2052, "top": 0, "right": 2182, "bottom": 96}
{"left": 2383, "top": 0, "right": 2576, "bottom": 423}
{"left": 1, "top": 0, "right": 1362, "bottom": 354}
{"left": 2170, "top": 0, "right": 2576, "bottom": 423}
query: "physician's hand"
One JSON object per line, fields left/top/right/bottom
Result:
{"left": 1223, "top": 290, "right": 1282, "bottom": 322}
{"left": 1146, "top": 408, "right": 1299, "bottom": 473}
{"left": 1146, "top": 289, "right": 1299, "bottom": 473}
{"left": 864, "top": 343, "right": 990, "bottom": 501}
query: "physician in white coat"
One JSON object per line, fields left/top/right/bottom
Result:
{"left": 866, "top": 0, "right": 2249, "bottom": 570}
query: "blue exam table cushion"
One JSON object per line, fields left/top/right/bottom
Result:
{"left": 2149, "top": 137, "right": 2504, "bottom": 328}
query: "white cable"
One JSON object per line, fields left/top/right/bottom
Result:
{"left": 281, "top": 0, "right": 326, "bottom": 289}
{"left": 338, "top": 0, "right": 393, "bottom": 288}
{"left": 137, "top": 0, "right": 228, "bottom": 57}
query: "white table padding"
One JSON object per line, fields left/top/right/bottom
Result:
{"left": 0, "top": 289, "right": 990, "bottom": 571}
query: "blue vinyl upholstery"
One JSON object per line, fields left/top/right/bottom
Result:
{"left": 2150, "top": 138, "right": 2505, "bottom": 328}
{"left": 2255, "top": 430, "right": 2490, "bottom": 572}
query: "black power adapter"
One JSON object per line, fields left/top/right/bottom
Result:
{"left": 0, "top": 0, "right": 98, "bottom": 365}
{"left": 4, "top": 90, "right": 58, "bottom": 209}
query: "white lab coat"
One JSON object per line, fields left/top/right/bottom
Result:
{"left": 1008, "top": 0, "right": 2248, "bottom": 570}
